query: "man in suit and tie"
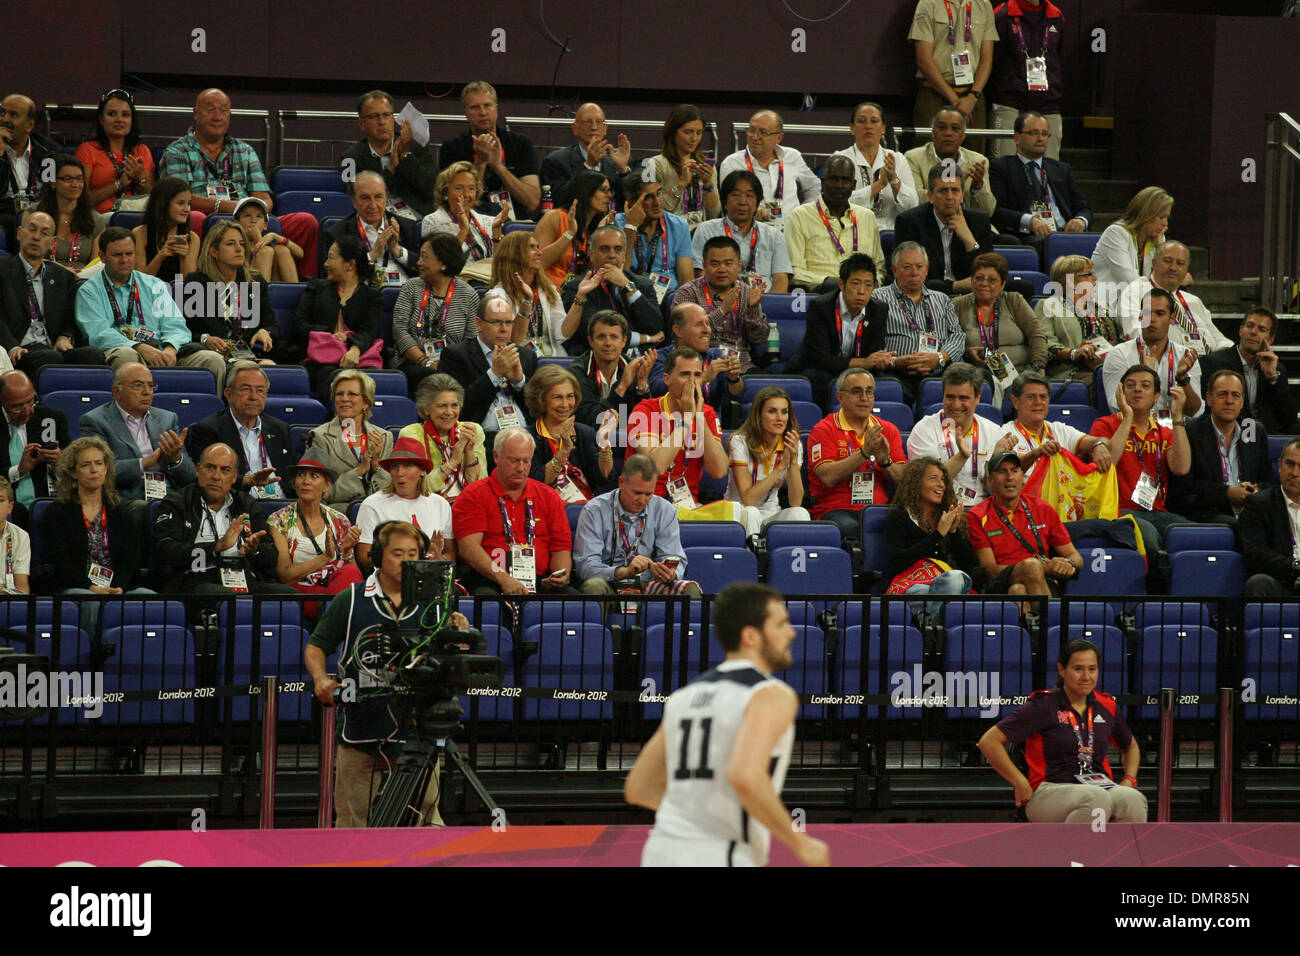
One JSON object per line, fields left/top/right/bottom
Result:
{"left": 1200, "top": 307, "right": 1296, "bottom": 435}
{"left": 893, "top": 164, "right": 996, "bottom": 294}
{"left": 186, "top": 361, "right": 294, "bottom": 500}
{"left": 0, "top": 212, "right": 106, "bottom": 379}
{"left": 1239, "top": 437, "right": 1300, "bottom": 599}
{"left": 326, "top": 171, "right": 423, "bottom": 288}
{"left": 989, "top": 111, "right": 1091, "bottom": 262}
{"left": 440, "top": 294, "right": 538, "bottom": 439}
{"left": 559, "top": 224, "right": 667, "bottom": 354}
{"left": 786, "top": 253, "right": 893, "bottom": 412}
{"left": 1170, "top": 368, "right": 1274, "bottom": 525}
{"left": 0, "top": 370, "right": 68, "bottom": 521}
{"left": 540, "top": 102, "right": 632, "bottom": 210}
{"left": 79, "top": 363, "right": 196, "bottom": 503}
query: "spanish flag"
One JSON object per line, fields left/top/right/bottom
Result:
{"left": 1023, "top": 447, "right": 1119, "bottom": 522}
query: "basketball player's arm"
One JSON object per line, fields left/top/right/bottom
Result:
{"left": 729, "top": 685, "right": 828, "bottom": 866}
{"left": 624, "top": 724, "right": 668, "bottom": 810}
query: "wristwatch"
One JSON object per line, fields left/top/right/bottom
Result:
{"left": 1175, "top": 374, "right": 1191, "bottom": 386}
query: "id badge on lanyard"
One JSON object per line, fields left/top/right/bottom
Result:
{"left": 1026, "top": 56, "right": 1049, "bottom": 91}
{"left": 88, "top": 563, "right": 114, "bottom": 589}
{"left": 851, "top": 470, "right": 875, "bottom": 505}
{"left": 951, "top": 50, "right": 975, "bottom": 85}
{"left": 510, "top": 544, "right": 537, "bottom": 592}
{"left": 494, "top": 402, "right": 522, "bottom": 431}
{"left": 650, "top": 272, "right": 672, "bottom": 304}
{"left": 666, "top": 476, "right": 696, "bottom": 509}
{"left": 143, "top": 472, "right": 168, "bottom": 500}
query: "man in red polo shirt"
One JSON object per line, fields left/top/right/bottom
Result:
{"left": 807, "top": 368, "right": 906, "bottom": 542}
{"left": 453, "top": 427, "right": 574, "bottom": 595}
{"left": 968, "top": 449, "right": 1082, "bottom": 597}
{"left": 627, "top": 347, "right": 732, "bottom": 515}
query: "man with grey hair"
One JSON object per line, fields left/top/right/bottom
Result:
{"left": 995, "top": 369, "right": 1111, "bottom": 473}
{"left": 438, "top": 81, "right": 540, "bottom": 216}
{"left": 340, "top": 89, "right": 436, "bottom": 220}
{"left": 186, "top": 360, "right": 294, "bottom": 498}
{"left": 1115, "top": 240, "right": 1228, "bottom": 352}
{"left": 327, "top": 170, "right": 421, "bottom": 285}
{"left": 79, "top": 363, "right": 196, "bottom": 503}
{"left": 452, "top": 426, "right": 573, "bottom": 594}
{"left": 573, "top": 453, "right": 700, "bottom": 597}
{"left": 440, "top": 294, "right": 538, "bottom": 436}
{"left": 869, "top": 240, "right": 965, "bottom": 402}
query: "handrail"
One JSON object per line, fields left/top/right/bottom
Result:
{"left": 1261, "top": 112, "right": 1300, "bottom": 313}
{"left": 44, "top": 103, "right": 273, "bottom": 164}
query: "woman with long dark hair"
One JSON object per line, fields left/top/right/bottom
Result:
{"left": 648, "top": 104, "right": 720, "bottom": 227}
{"left": 532, "top": 169, "right": 615, "bottom": 285}
{"left": 34, "top": 155, "right": 104, "bottom": 273}
{"left": 132, "top": 176, "right": 198, "bottom": 281}
{"left": 724, "top": 386, "right": 807, "bottom": 533}
{"left": 885, "top": 456, "right": 982, "bottom": 599}
{"left": 76, "top": 88, "right": 155, "bottom": 213}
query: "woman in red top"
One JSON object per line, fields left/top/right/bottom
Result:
{"left": 75, "top": 89, "right": 155, "bottom": 214}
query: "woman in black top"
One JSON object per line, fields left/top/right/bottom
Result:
{"left": 182, "top": 219, "right": 276, "bottom": 365}
{"left": 40, "top": 436, "right": 152, "bottom": 634}
{"left": 885, "top": 456, "right": 983, "bottom": 601}
{"left": 292, "top": 234, "right": 384, "bottom": 401}
{"left": 132, "top": 176, "right": 198, "bottom": 281}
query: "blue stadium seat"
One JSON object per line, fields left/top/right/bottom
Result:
{"left": 683, "top": 547, "right": 757, "bottom": 592}
{"left": 108, "top": 211, "right": 143, "bottom": 229}
{"left": 1268, "top": 435, "right": 1292, "bottom": 470}
{"left": 463, "top": 623, "right": 513, "bottom": 720}
{"left": 38, "top": 366, "right": 113, "bottom": 395}
{"left": 841, "top": 622, "right": 924, "bottom": 719}
{"left": 1047, "top": 624, "right": 1126, "bottom": 694}
{"left": 45, "top": 390, "right": 112, "bottom": 438}
{"left": 358, "top": 370, "right": 406, "bottom": 397}
{"left": 263, "top": 396, "right": 328, "bottom": 426}
{"left": 456, "top": 599, "right": 504, "bottom": 631}
{"left": 642, "top": 623, "right": 710, "bottom": 719}
{"left": 944, "top": 600, "right": 1022, "bottom": 629}
{"left": 100, "top": 600, "right": 188, "bottom": 632}
{"left": 871, "top": 401, "right": 914, "bottom": 432}
{"left": 231, "top": 623, "right": 314, "bottom": 721}
{"left": 1139, "top": 624, "right": 1218, "bottom": 719}
{"left": 760, "top": 294, "right": 800, "bottom": 321}
{"left": 872, "top": 379, "right": 905, "bottom": 404}
{"left": 503, "top": 222, "right": 535, "bottom": 234}
{"left": 291, "top": 425, "right": 316, "bottom": 456}
{"left": 783, "top": 623, "right": 831, "bottom": 719}
{"left": 919, "top": 378, "right": 992, "bottom": 406}
{"left": 521, "top": 599, "right": 604, "bottom": 631}
{"left": 1048, "top": 381, "right": 1090, "bottom": 405}
{"left": 264, "top": 366, "right": 311, "bottom": 396}
{"left": 0, "top": 599, "right": 78, "bottom": 638}
{"left": 99, "top": 625, "right": 196, "bottom": 725}
{"left": 1133, "top": 601, "right": 1212, "bottom": 630}
{"left": 1168, "top": 551, "right": 1245, "bottom": 599}
{"left": 1065, "top": 548, "right": 1146, "bottom": 596}
{"left": 1163, "top": 525, "right": 1235, "bottom": 554}
{"left": 642, "top": 601, "right": 703, "bottom": 632}
{"left": 1010, "top": 271, "right": 1050, "bottom": 296}
{"left": 203, "top": 212, "right": 283, "bottom": 236}
{"left": 151, "top": 393, "right": 226, "bottom": 429}
{"left": 765, "top": 520, "right": 840, "bottom": 551}
{"left": 150, "top": 367, "right": 219, "bottom": 396}
{"left": 741, "top": 376, "right": 813, "bottom": 404}
{"left": 267, "top": 282, "right": 306, "bottom": 342}
{"left": 774, "top": 319, "right": 804, "bottom": 363}
{"left": 945, "top": 624, "right": 1033, "bottom": 717}
{"left": 767, "top": 546, "right": 853, "bottom": 611}
{"left": 1046, "top": 404, "right": 1097, "bottom": 432}
{"left": 565, "top": 502, "right": 584, "bottom": 536}
{"left": 859, "top": 506, "right": 890, "bottom": 582}
{"left": 216, "top": 600, "right": 302, "bottom": 630}
{"left": 1044, "top": 232, "right": 1100, "bottom": 264}
{"left": 1244, "top": 603, "right": 1300, "bottom": 631}
{"left": 347, "top": 501, "right": 362, "bottom": 524}
{"left": 789, "top": 401, "right": 822, "bottom": 431}
{"left": 993, "top": 246, "right": 1040, "bottom": 272}
{"left": 274, "top": 190, "right": 354, "bottom": 219}
{"left": 976, "top": 402, "right": 1002, "bottom": 424}
{"left": 522, "top": 623, "right": 613, "bottom": 720}
{"left": 369, "top": 396, "right": 418, "bottom": 429}
{"left": 1093, "top": 367, "right": 1108, "bottom": 413}
{"left": 1240, "top": 627, "right": 1299, "bottom": 721}
{"left": 537, "top": 356, "right": 574, "bottom": 369}
{"left": 880, "top": 230, "right": 895, "bottom": 261}
{"left": 677, "top": 521, "right": 746, "bottom": 549}
{"left": 272, "top": 167, "right": 347, "bottom": 194}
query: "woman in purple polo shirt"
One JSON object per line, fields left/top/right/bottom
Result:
{"left": 977, "top": 639, "right": 1148, "bottom": 823}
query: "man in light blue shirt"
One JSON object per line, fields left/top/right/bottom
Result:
{"left": 574, "top": 453, "right": 699, "bottom": 596}
{"left": 74, "top": 227, "right": 226, "bottom": 387}
{"left": 616, "top": 172, "right": 694, "bottom": 294}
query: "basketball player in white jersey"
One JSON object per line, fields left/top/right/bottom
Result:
{"left": 624, "top": 582, "right": 830, "bottom": 867}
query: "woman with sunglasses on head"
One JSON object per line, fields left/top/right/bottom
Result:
{"left": 76, "top": 89, "right": 155, "bottom": 214}
{"left": 34, "top": 156, "right": 105, "bottom": 273}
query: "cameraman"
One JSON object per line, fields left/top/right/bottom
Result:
{"left": 306, "top": 520, "right": 469, "bottom": 828}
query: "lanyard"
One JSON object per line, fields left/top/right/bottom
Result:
{"left": 467, "top": 216, "right": 493, "bottom": 260}
{"left": 202, "top": 149, "right": 233, "bottom": 183}
{"left": 83, "top": 506, "right": 110, "bottom": 566}
{"left": 1068, "top": 297, "right": 1097, "bottom": 340}
{"left": 24, "top": 274, "right": 43, "bottom": 325}
{"left": 294, "top": 505, "right": 328, "bottom": 556}
{"left": 415, "top": 280, "right": 455, "bottom": 338}
{"left": 422, "top": 420, "right": 463, "bottom": 492}
{"left": 702, "top": 283, "right": 741, "bottom": 341}
{"left": 835, "top": 300, "right": 865, "bottom": 357}
{"left": 635, "top": 219, "right": 670, "bottom": 273}
{"left": 1131, "top": 420, "right": 1165, "bottom": 486}
{"left": 3, "top": 533, "right": 11, "bottom": 581}
{"left": 977, "top": 300, "right": 999, "bottom": 351}
{"left": 723, "top": 218, "right": 760, "bottom": 272}
{"left": 68, "top": 232, "right": 82, "bottom": 264}
{"left": 943, "top": 0, "right": 973, "bottom": 45}
{"left": 587, "top": 352, "right": 624, "bottom": 398}
{"left": 1025, "top": 161, "right": 1052, "bottom": 205}
{"left": 894, "top": 287, "right": 933, "bottom": 333}
{"left": 203, "top": 502, "right": 243, "bottom": 549}
{"left": 343, "top": 421, "right": 368, "bottom": 463}
{"left": 1216, "top": 427, "right": 1235, "bottom": 484}
{"left": 744, "top": 151, "right": 784, "bottom": 202}
{"left": 1013, "top": 420, "right": 1053, "bottom": 449}
{"left": 614, "top": 502, "right": 647, "bottom": 564}
{"left": 498, "top": 496, "right": 536, "bottom": 547}
{"left": 992, "top": 497, "right": 1046, "bottom": 557}
{"left": 1010, "top": 14, "right": 1050, "bottom": 56}
{"left": 599, "top": 280, "right": 626, "bottom": 315}
{"left": 816, "top": 200, "right": 857, "bottom": 256}
{"left": 944, "top": 419, "right": 980, "bottom": 480}
{"left": 751, "top": 441, "right": 784, "bottom": 484}
{"left": 102, "top": 274, "right": 142, "bottom": 328}
{"left": 1173, "top": 289, "right": 1199, "bottom": 338}
{"left": 659, "top": 396, "right": 698, "bottom": 483}
{"left": 1064, "top": 702, "right": 1096, "bottom": 775}
{"left": 1136, "top": 336, "right": 1177, "bottom": 395}
{"left": 106, "top": 147, "right": 126, "bottom": 178}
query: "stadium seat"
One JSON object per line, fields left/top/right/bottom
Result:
{"left": 870, "top": 401, "right": 914, "bottom": 432}
{"left": 264, "top": 366, "right": 311, "bottom": 396}
{"left": 840, "top": 622, "right": 924, "bottom": 718}
{"left": 521, "top": 599, "right": 604, "bottom": 631}
{"left": 267, "top": 282, "right": 306, "bottom": 341}
{"left": 368, "top": 396, "right": 417, "bottom": 429}
{"left": 44, "top": 390, "right": 112, "bottom": 438}
{"left": 360, "top": 370, "right": 407, "bottom": 397}
{"left": 503, "top": 222, "right": 535, "bottom": 234}
{"left": 1133, "top": 601, "right": 1212, "bottom": 630}
{"left": 642, "top": 600, "right": 703, "bottom": 632}
{"left": 1244, "top": 602, "right": 1300, "bottom": 631}
{"left": 108, "top": 211, "right": 143, "bottom": 230}
{"left": 1065, "top": 548, "right": 1146, "bottom": 596}
{"left": 38, "top": 366, "right": 112, "bottom": 395}
{"left": 859, "top": 506, "right": 890, "bottom": 582}
{"left": 945, "top": 624, "right": 1033, "bottom": 717}
{"left": 683, "top": 547, "right": 757, "bottom": 592}
{"left": 0, "top": 599, "right": 78, "bottom": 638}
{"left": 677, "top": 521, "right": 746, "bottom": 549}
{"left": 1268, "top": 435, "right": 1292, "bottom": 470}
{"left": 976, "top": 402, "right": 1002, "bottom": 424}
{"left": 1168, "top": 551, "right": 1245, "bottom": 599}
{"left": 216, "top": 600, "right": 303, "bottom": 630}
{"left": 99, "top": 625, "right": 196, "bottom": 726}
{"left": 1010, "top": 271, "right": 1050, "bottom": 296}
{"left": 880, "top": 230, "right": 894, "bottom": 261}
{"left": 642, "top": 623, "right": 710, "bottom": 719}
{"left": 1139, "top": 623, "right": 1218, "bottom": 719}
{"left": 100, "top": 600, "right": 189, "bottom": 632}
{"left": 919, "top": 378, "right": 992, "bottom": 406}
{"left": 740, "top": 376, "right": 813, "bottom": 404}
{"left": 993, "top": 246, "right": 1040, "bottom": 272}
{"left": 263, "top": 396, "right": 328, "bottom": 426}
{"left": 151, "top": 393, "right": 226, "bottom": 429}
{"left": 565, "top": 502, "right": 584, "bottom": 536}
{"left": 767, "top": 546, "right": 853, "bottom": 612}
{"left": 788, "top": 401, "right": 822, "bottom": 431}
{"left": 1046, "top": 404, "right": 1097, "bottom": 431}
{"left": 1048, "top": 381, "right": 1090, "bottom": 405}
{"left": 1240, "top": 626, "right": 1299, "bottom": 721}
{"left": 272, "top": 167, "right": 347, "bottom": 194}
{"left": 773, "top": 318, "right": 804, "bottom": 364}
{"left": 274, "top": 190, "right": 354, "bottom": 219}
{"left": 760, "top": 294, "right": 800, "bottom": 322}
{"left": 149, "top": 367, "right": 219, "bottom": 396}
{"left": 783, "top": 623, "right": 831, "bottom": 719}
{"left": 1047, "top": 623, "right": 1126, "bottom": 694}
{"left": 1044, "top": 232, "right": 1100, "bottom": 263}
{"left": 537, "top": 356, "right": 574, "bottom": 369}
{"left": 944, "top": 600, "right": 1022, "bottom": 629}
{"left": 765, "top": 520, "right": 840, "bottom": 551}
{"left": 522, "top": 623, "right": 613, "bottom": 720}
{"left": 230, "top": 623, "right": 314, "bottom": 721}
{"left": 1162, "top": 525, "right": 1235, "bottom": 554}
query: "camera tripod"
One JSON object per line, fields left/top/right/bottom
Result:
{"left": 367, "top": 701, "right": 499, "bottom": 827}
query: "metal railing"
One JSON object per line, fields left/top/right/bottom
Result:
{"left": 1262, "top": 112, "right": 1300, "bottom": 315}
{"left": 44, "top": 104, "right": 273, "bottom": 167}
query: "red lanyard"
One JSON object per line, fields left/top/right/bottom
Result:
{"left": 702, "top": 282, "right": 741, "bottom": 341}
{"left": 356, "top": 217, "right": 375, "bottom": 253}
{"left": 834, "top": 299, "right": 865, "bottom": 356}
{"left": 102, "top": 274, "right": 142, "bottom": 327}
{"left": 614, "top": 503, "right": 647, "bottom": 562}
{"left": 542, "top": 424, "right": 592, "bottom": 497}
{"left": 587, "top": 352, "right": 625, "bottom": 395}
{"left": 744, "top": 151, "right": 784, "bottom": 202}
{"left": 467, "top": 216, "right": 493, "bottom": 260}
{"left": 422, "top": 420, "right": 462, "bottom": 492}
{"left": 943, "top": 0, "right": 973, "bottom": 45}
{"left": 816, "top": 200, "right": 857, "bottom": 256}
{"left": 68, "top": 232, "right": 82, "bottom": 263}
{"left": 1014, "top": 420, "right": 1053, "bottom": 448}
{"left": 944, "top": 419, "right": 980, "bottom": 480}
{"left": 723, "top": 218, "right": 759, "bottom": 272}
{"left": 599, "top": 280, "right": 626, "bottom": 315}
{"left": 415, "top": 280, "right": 455, "bottom": 338}
{"left": 1063, "top": 702, "right": 1096, "bottom": 774}
{"left": 636, "top": 219, "right": 670, "bottom": 273}
{"left": 977, "top": 300, "right": 999, "bottom": 350}
{"left": 1136, "top": 337, "right": 1176, "bottom": 395}
{"left": 343, "top": 422, "right": 368, "bottom": 463}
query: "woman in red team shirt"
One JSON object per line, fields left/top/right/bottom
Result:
{"left": 977, "top": 639, "right": 1147, "bottom": 823}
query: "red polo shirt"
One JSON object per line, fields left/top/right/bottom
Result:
{"left": 967, "top": 493, "right": 1070, "bottom": 566}
{"left": 452, "top": 472, "right": 571, "bottom": 574}
{"left": 627, "top": 396, "right": 723, "bottom": 498}
{"left": 1089, "top": 414, "right": 1173, "bottom": 512}
{"left": 807, "top": 411, "right": 906, "bottom": 518}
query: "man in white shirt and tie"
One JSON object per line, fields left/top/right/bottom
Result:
{"left": 0, "top": 370, "right": 66, "bottom": 510}
{"left": 328, "top": 171, "right": 420, "bottom": 286}
{"left": 1115, "top": 240, "right": 1229, "bottom": 352}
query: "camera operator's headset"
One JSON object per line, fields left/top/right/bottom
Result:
{"left": 370, "top": 521, "right": 469, "bottom": 597}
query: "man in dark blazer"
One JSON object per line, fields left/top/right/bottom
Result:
{"left": 1, "top": 93, "right": 61, "bottom": 252}
{"left": 539, "top": 102, "right": 632, "bottom": 209}
{"left": 79, "top": 363, "right": 196, "bottom": 503}
{"left": 326, "top": 171, "right": 423, "bottom": 285}
{"left": 1200, "top": 307, "right": 1296, "bottom": 435}
{"left": 440, "top": 295, "right": 538, "bottom": 438}
{"left": 1238, "top": 436, "right": 1300, "bottom": 599}
{"left": 0, "top": 370, "right": 67, "bottom": 519}
{"left": 1170, "top": 368, "right": 1274, "bottom": 525}
{"left": 0, "top": 212, "right": 105, "bottom": 378}
{"left": 892, "top": 164, "right": 996, "bottom": 295}
{"left": 185, "top": 361, "right": 295, "bottom": 499}
{"left": 786, "top": 253, "right": 890, "bottom": 412}
{"left": 339, "top": 90, "right": 437, "bottom": 219}
{"left": 154, "top": 442, "right": 295, "bottom": 595}
{"left": 559, "top": 224, "right": 666, "bottom": 353}
{"left": 989, "top": 110, "right": 1092, "bottom": 257}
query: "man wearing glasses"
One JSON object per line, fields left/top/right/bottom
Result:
{"left": 541, "top": 102, "right": 633, "bottom": 210}
{"left": 340, "top": 90, "right": 436, "bottom": 221}
{"left": 186, "top": 361, "right": 294, "bottom": 499}
{"left": 717, "top": 110, "right": 821, "bottom": 231}
{"left": 440, "top": 295, "right": 538, "bottom": 440}
{"left": 79, "top": 363, "right": 195, "bottom": 503}
{"left": 0, "top": 369, "right": 68, "bottom": 514}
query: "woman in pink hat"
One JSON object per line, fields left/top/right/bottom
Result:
{"left": 266, "top": 454, "right": 364, "bottom": 598}
{"left": 354, "top": 435, "right": 455, "bottom": 572}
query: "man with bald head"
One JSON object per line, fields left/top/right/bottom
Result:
{"left": 717, "top": 109, "right": 821, "bottom": 229}
{"left": 340, "top": 89, "right": 436, "bottom": 220}
{"left": 327, "top": 171, "right": 421, "bottom": 285}
{"left": 1, "top": 93, "right": 61, "bottom": 251}
{"left": 541, "top": 102, "right": 633, "bottom": 210}
{"left": 785, "top": 155, "right": 884, "bottom": 293}
{"left": 0, "top": 368, "right": 68, "bottom": 510}
{"left": 155, "top": 442, "right": 294, "bottom": 595}
{"left": 1115, "top": 240, "right": 1229, "bottom": 352}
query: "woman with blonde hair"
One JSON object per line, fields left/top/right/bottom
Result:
{"left": 524, "top": 364, "right": 613, "bottom": 503}
{"left": 488, "top": 230, "right": 568, "bottom": 355}
{"left": 421, "top": 160, "right": 508, "bottom": 268}
{"left": 301, "top": 368, "right": 395, "bottom": 504}
{"left": 1039, "top": 255, "right": 1121, "bottom": 385}
{"left": 724, "top": 386, "right": 808, "bottom": 533}
{"left": 183, "top": 219, "right": 277, "bottom": 364}
{"left": 1091, "top": 186, "right": 1175, "bottom": 307}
